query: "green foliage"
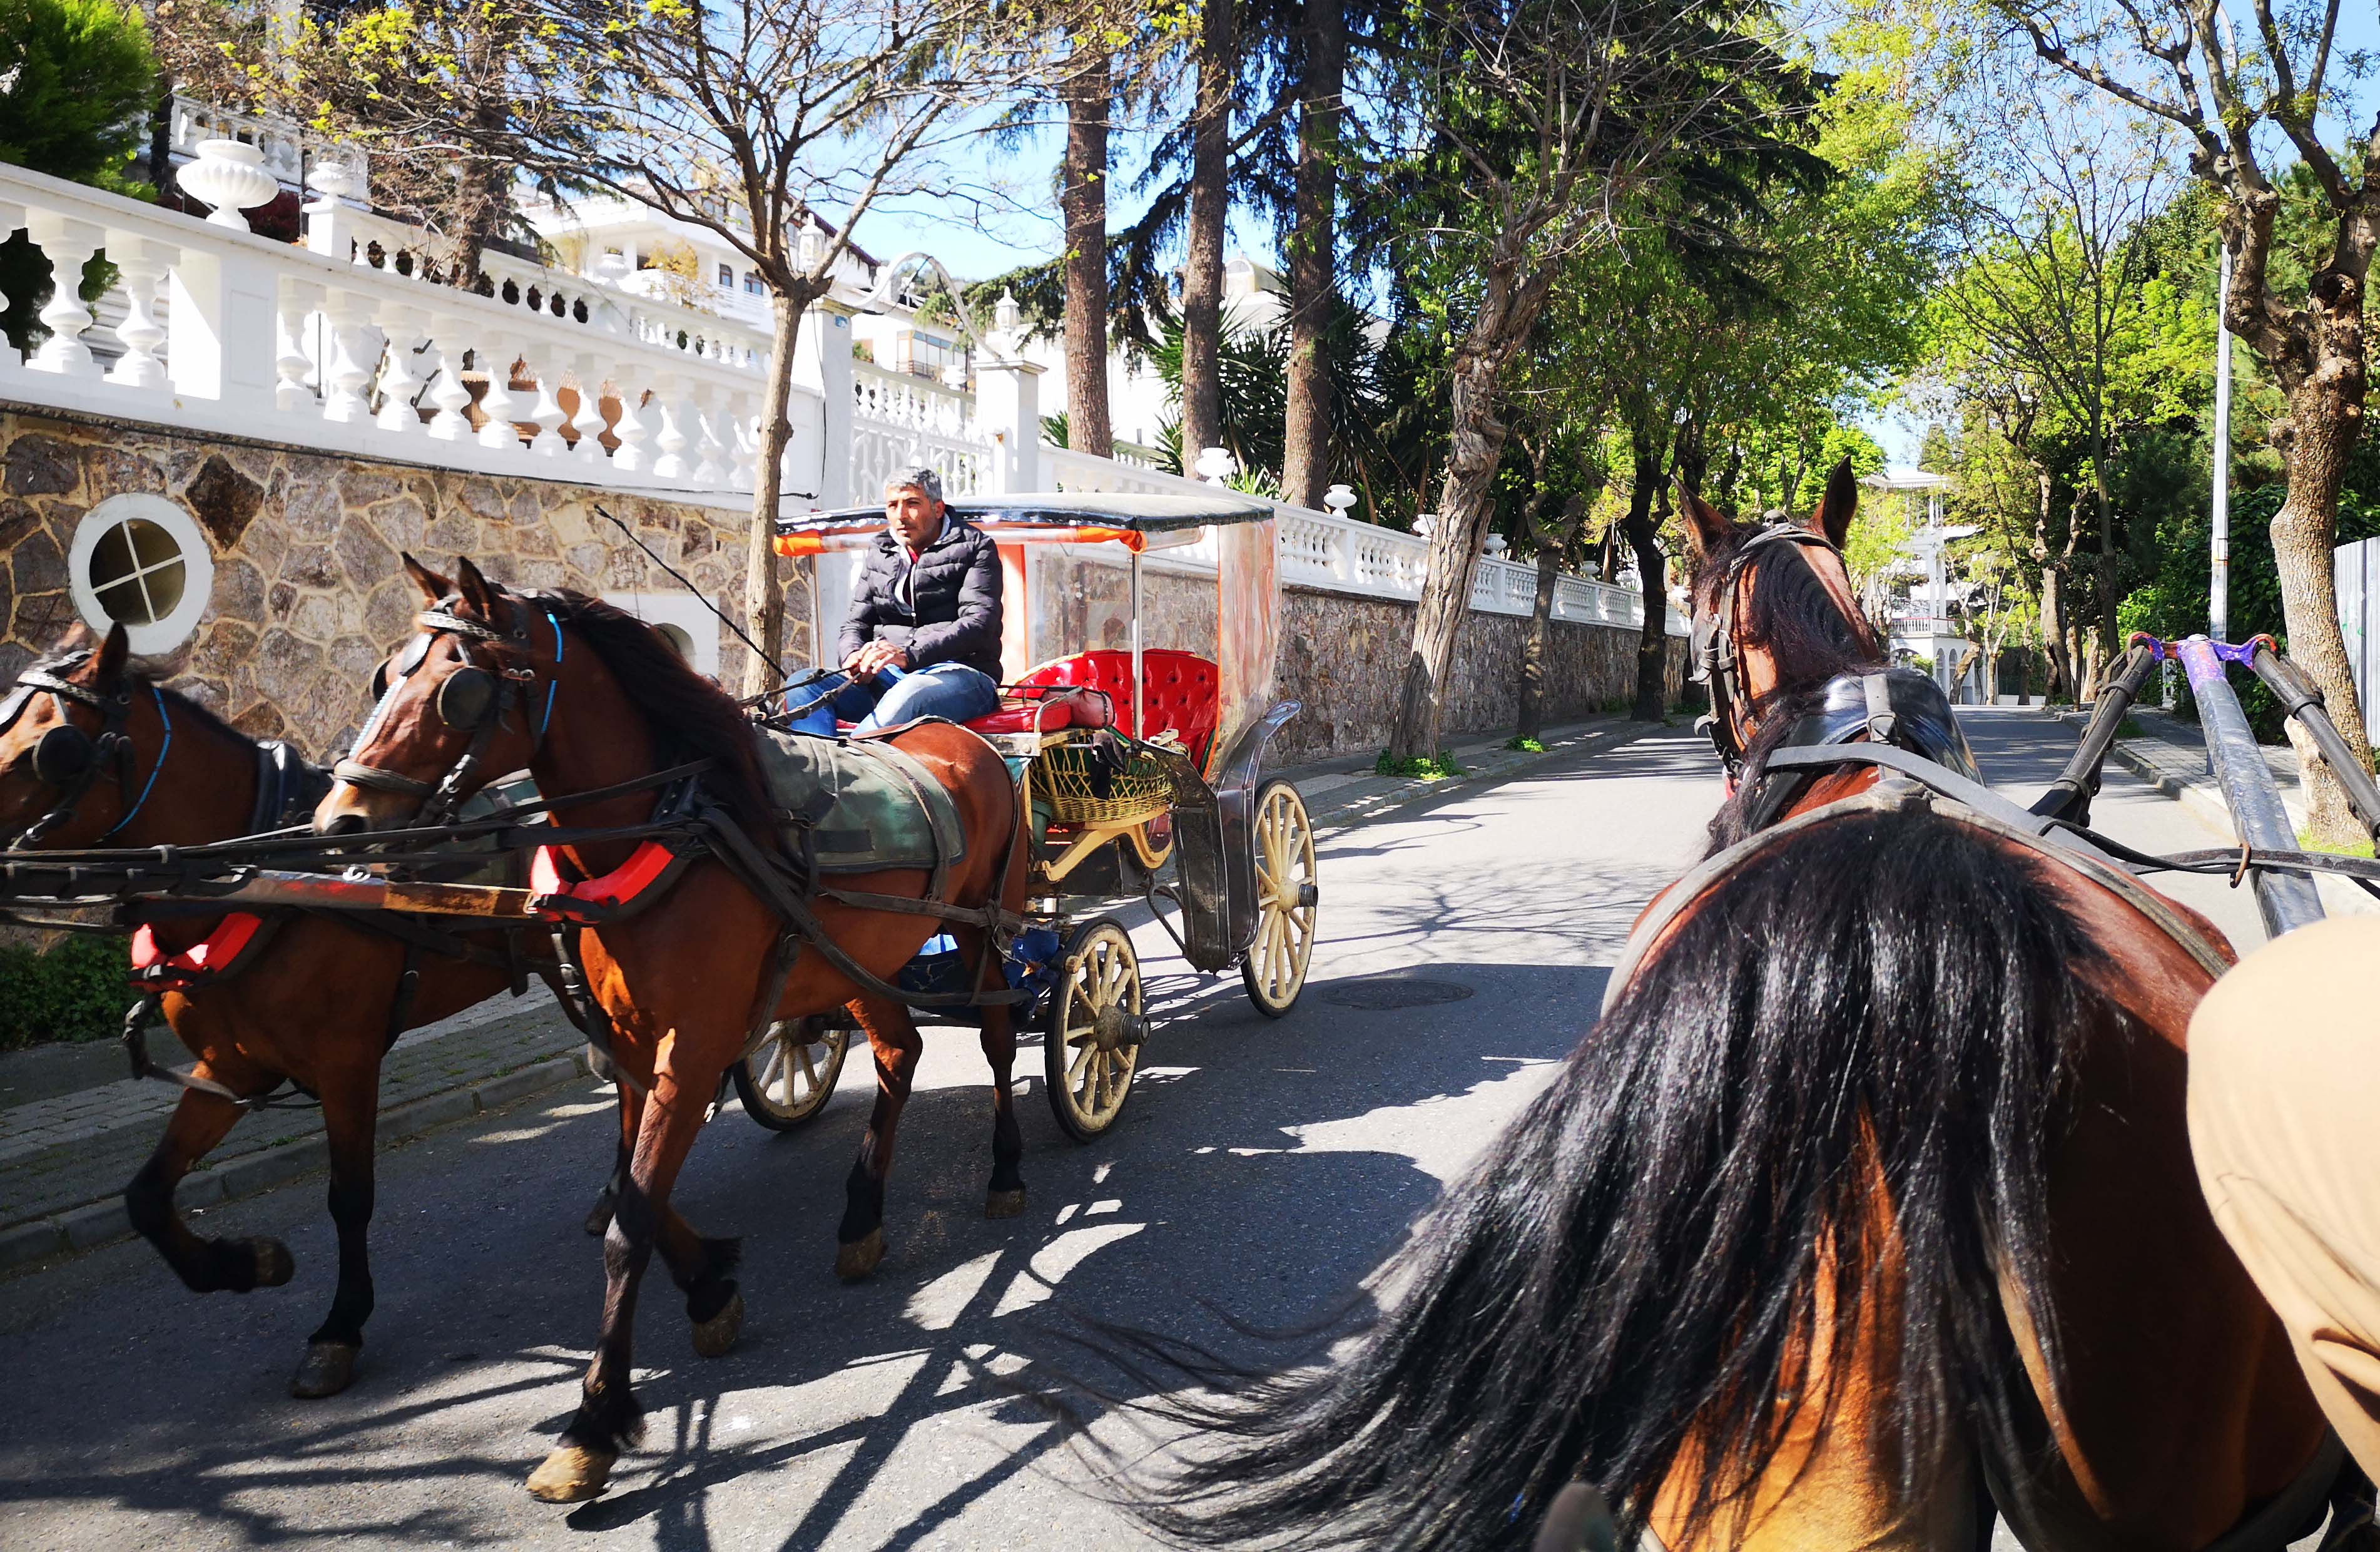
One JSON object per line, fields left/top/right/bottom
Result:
{"left": 0, "top": 0, "right": 157, "bottom": 186}
{"left": 1504, "top": 735, "right": 1546, "bottom": 752}
{"left": 1375, "top": 750, "right": 1464, "bottom": 780}
{"left": 2127, "top": 481, "right": 2380, "bottom": 740}
{"left": 0, "top": 934, "right": 132, "bottom": 1051}
{"left": 1146, "top": 316, "right": 1289, "bottom": 482}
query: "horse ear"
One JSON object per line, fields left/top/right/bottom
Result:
{"left": 402, "top": 553, "right": 452, "bottom": 604}
{"left": 1676, "top": 481, "right": 1732, "bottom": 566}
{"left": 1811, "top": 459, "right": 1858, "bottom": 548}
{"left": 69, "top": 623, "right": 130, "bottom": 690}
{"left": 453, "top": 556, "right": 499, "bottom": 618}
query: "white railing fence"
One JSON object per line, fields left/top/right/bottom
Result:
{"left": 1039, "top": 446, "right": 1682, "bottom": 633}
{"left": 0, "top": 159, "right": 790, "bottom": 506}
{"left": 3, "top": 154, "right": 1677, "bottom": 633}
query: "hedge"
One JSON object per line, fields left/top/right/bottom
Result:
{"left": 0, "top": 934, "right": 135, "bottom": 1051}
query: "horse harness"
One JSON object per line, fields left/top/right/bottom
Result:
{"left": 0, "top": 655, "right": 170, "bottom": 850}
{"left": 1691, "top": 524, "right": 1861, "bottom": 782}
{"left": 333, "top": 601, "right": 565, "bottom": 825}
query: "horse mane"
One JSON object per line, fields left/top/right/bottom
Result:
{"left": 1103, "top": 801, "right": 2100, "bottom": 1551}
{"left": 528, "top": 591, "right": 775, "bottom": 833}
{"left": 1687, "top": 517, "right": 1880, "bottom": 717}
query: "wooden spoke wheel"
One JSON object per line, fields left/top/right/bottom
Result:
{"left": 1044, "top": 917, "right": 1144, "bottom": 1142}
{"left": 733, "top": 1014, "right": 853, "bottom": 1131}
{"left": 1241, "top": 779, "right": 1318, "bottom": 1017}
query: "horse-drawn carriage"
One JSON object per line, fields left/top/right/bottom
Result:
{"left": 741, "top": 492, "right": 1319, "bottom": 1140}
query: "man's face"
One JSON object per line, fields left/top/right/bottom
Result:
{"left": 885, "top": 485, "right": 945, "bottom": 549}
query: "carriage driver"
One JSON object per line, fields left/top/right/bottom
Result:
{"left": 793, "top": 467, "right": 1005, "bottom": 735}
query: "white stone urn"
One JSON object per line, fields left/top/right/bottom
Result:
{"left": 1484, "top": 533, "right": 1508, "bottom": 557}
{"left": 305, "top": 155, "right": 364, "bottom": 205}
{"left": 1323, "top": 482, "right": 1357, "bottom": 515}
{"left": 178, "top": 139, "right": 280, "bottom": 231}
{"left": 1195, "top": 445, "right": 1236, "bottom": 486}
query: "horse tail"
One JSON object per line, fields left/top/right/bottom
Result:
{"left": 1132, "top": 802, "right": 2113, "bottom": 1549}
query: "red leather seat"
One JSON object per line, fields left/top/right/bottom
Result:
{"left": 961, "top": 686, "right": 1112, "bottom": 736}
{"left": 994, "top": 649, "right": 1221, "bottom": 767}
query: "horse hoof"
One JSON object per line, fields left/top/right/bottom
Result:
{"left": 252, "top": 1239, "right": 295, "bottom": 1288}
{"left": 526, "top": 1443, "right": 615, "bottom": 1503}
{"left": 288, "top": 1340, "right": 360, "bottom": 1399}
{"left": 582, "top": 1195, "right": 614, "bottom": 1237}
{"left": 984, "top": 1188, "right": 1027, "bottom": 1220}
{"left": 834, "top": 1228, "right": 885, "bottom": 1282}
{"left": 690, "top": 1289, "right": 743, "bottom": 1359}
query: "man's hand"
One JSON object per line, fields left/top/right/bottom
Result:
{"left": 847, "top": 641, "right": 910, "bottom": 679}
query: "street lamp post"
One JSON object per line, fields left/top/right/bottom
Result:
{"left": 2212, "top": 242, "right": 2233, "bottom": 642}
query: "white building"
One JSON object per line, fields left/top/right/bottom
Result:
{"left": 1863, "top": 468, "right": 1988, "bottom": 702}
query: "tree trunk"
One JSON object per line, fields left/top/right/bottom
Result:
{"left": 1177, "top": 0, "right": 1233, "bottom": 463}
{"left": 1281, "top": 0, "right": 1343, "bottom": 509}
{"left": 1388, "top": 348, "right": 1507, "bottom": 760}
{"left": 2272, "top": 375, "right": 2374, "bottom": 844}
{"left": 149, "top": 81, "right": 174, "bottom": 199}
{"left": 1060, "top": 41, "right": 1113, "bottom": 461}
{"left": 740, "top": 288, "right": 807, "bottom": 697}
{"left": 1518, "top": 543, "right": 1560, "bottom": 741}
{"left": 2090, "top": 443, "right": 2119, "bottom": 695}
{"left": 1622, "top": 431, "right": 1669, "bottom": 723}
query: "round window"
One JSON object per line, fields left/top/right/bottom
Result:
{"left": 69, "top": 494, "right": 215, "bottom": 655}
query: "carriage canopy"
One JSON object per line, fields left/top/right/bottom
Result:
{"left": 770, "top": 493, "right": 1276, "bottom": 555}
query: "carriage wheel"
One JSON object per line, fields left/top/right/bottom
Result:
{"left": 1044, "top": 917, "right": 1144, "bottom": 1142}
{"left": 1241, "top": 779, "right": 1318, "bottom": 1018}
{"left": 732, "top": 1014, "right": 853, "bottom": 1131}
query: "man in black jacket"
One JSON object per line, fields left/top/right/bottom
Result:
{"left": 793, "top": 466, "right": 1005, "bottom": 734}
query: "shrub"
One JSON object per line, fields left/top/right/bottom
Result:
{"left": 0, "top": 933, "right": 134, "bottom": 1050}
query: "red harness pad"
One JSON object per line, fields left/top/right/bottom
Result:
{"left": 531, "top": 840, "right": 678, "bottom": 916}
{"left": 131, "top": 912, "right": 268, "bottom": 990}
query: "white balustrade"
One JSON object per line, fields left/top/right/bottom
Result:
{"left": 0, "top": 160, "right": 796, "bottom": 509}
{"left": 1039, "top": 444, "right": 1679, "bottom": 633}
{"left": 102, "top": 235, "right": 171, "bottom": 391}
{"left": 373, "top": 301, "right": 425, "bottom": 433}
{"left": 522, "top": 348, "right": 569, "bottom": 458}
{"left": 475, "top": 333, "right": 522, "bottom": 449}
{"left": 26, "top": 210, "right": 103, "bottom": 378}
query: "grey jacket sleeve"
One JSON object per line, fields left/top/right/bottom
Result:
{"left": 903, "top": 535, "right": 1003, "bottom": 670}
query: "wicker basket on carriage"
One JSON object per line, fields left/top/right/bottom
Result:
{"left": 1028, "top": 737, "right": 1175, "bottom": 825}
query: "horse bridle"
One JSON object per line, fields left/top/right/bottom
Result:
{"left": 333, "top": 597, "right": 563, "bottom": 825}
{"left": 1, "top": 655, "right": 171, "bottom": 850}
{"left": 1691, "top": 524, "right": 1855, "bottom": 781}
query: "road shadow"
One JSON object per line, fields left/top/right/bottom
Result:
{"left": 0, "top": 954, "right": 1615, "bottom": 1551}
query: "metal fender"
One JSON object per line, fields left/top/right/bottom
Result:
{"left": 1169, "top": 702, "right": 1301, "bottom": 971}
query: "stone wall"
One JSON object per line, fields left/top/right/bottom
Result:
{"left": 1, "top": 404, "right": 806, "bottom": 763}
{"left": 1271, "top": 587, "right": 1691, "bottom": 764}
{"left": 3, "top": 404, "right": 1680, "bottom": 770}
{"left": 1026, "top": 549, "right": 1687, "bottom": 764}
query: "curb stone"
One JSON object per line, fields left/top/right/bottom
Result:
{"left": 0, "top": 1050, "right": 593, "bottom": 1276}
{"left": 2043, "top": 707, "right": 2375, "bottom": 920}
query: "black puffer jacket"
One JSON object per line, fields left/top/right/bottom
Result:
{"left": 837, "top": 516, "right": 1005, "bottom": 680}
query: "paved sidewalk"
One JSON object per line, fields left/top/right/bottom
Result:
{"left": 2048, "top": 702, "right": 2376, "bottom": 918}
{"left": 0, "top": 712, "right": 1667, "bottom": 1274}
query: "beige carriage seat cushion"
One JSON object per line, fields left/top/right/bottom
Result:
{"left": 751, "top": 726, "right": 966, "bottom": 875}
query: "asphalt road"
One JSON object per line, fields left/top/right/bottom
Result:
{"left": 0, "top": 713, "right": 2288, "bottom": 1550}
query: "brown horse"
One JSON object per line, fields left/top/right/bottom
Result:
{"left": 0, "top": 621, "right": 567, "bottom": 1400}
{"left": 313, "top": 556, "right": 1029, "bottom": 1503}
{"left": 1116, "top": 466, "right": 2339, "bottom": 1551}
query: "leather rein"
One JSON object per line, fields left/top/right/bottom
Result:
{"left": 1691, "top": 525, "right": 1864, "bottom": 783}
{"left": 1, "top": 656, "right": 170, "bottom": 851}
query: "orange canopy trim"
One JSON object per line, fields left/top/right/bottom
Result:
{"left": 772, "top": 533, "right": 827, "bottom": 557}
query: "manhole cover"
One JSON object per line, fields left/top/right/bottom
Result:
{"left": 1318, "top": 978, "right": 1476, "bottom": 1010}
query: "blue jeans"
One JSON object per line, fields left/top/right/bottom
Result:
{"left": 784, "top": 661, "right": 1000, "bottom": 736}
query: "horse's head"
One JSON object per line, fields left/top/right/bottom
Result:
{"left": 0, "top": 621, "right": 142, "bottom": 849}
{"left": 1681, "top": 457, "right": 1882, "bottom": 771}
{"left": 314, "top": 555, "right": 564, "bottom": 835}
